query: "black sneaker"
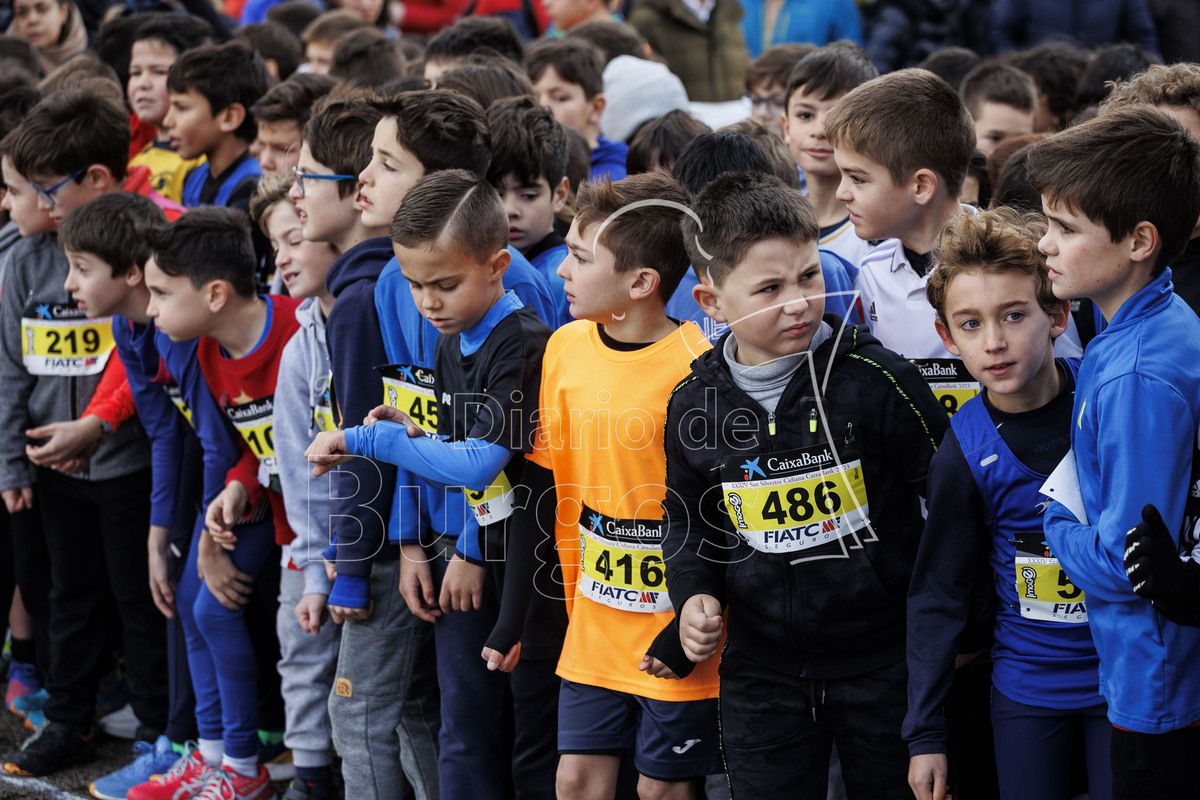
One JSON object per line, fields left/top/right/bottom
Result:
{"left": 2, "top": 721, "right": 97, "bottom": 776}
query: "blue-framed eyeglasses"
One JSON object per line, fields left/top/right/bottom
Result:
{"left": 292, "top": 166, "right": 356, "bottom": 198}
{"left": 29, "top": 169, "right": 83, "bottom": 207}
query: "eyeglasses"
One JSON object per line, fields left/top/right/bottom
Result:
{"left": 29, "top": 169, "right": 83, "bottom": 207}
{"left": 291, "top": 166, "right": 356, "bottom": 197}
{"left": 742, "top": 93, "right": 787, "bottom": 113}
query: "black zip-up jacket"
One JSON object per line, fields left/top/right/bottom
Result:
{"left": 662, "top": 318, "right": 949, "bottom": 678}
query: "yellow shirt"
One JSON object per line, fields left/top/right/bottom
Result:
{"left": 128, "top": 141, "right": 204, "bottom": 205}
{"left": 529, "top": 320, "right": 720, "bottom": 701}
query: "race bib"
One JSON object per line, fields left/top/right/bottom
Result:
{"left": 163, "top": 382, "right": 194, "bottom": 428}
{"left": 721, "top": 444, "right": 870, "bottom": 554}
{"left": 20, "top": 304, "right": 114, "bottom": 376}
{"left": 378, "top": 364, "right": 438, "bottom": 434}
{"left": 313, "top": 374, "right": 336, "bottom": 432}
{"left": 911, "top": 358, "right": 980, "bottom": 418}
{"left": 465, "top": 469, "right": 515, "bottom": 526}
{"left": 577, "top": 505, "right": 670, "bottom": 613}
{"left": 1013, "top": 531, "right": 1087, "bottom": 623}
{"left": 226, "top": 396, "right": 278, "bottom": 484}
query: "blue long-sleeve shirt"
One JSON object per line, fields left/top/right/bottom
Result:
{"left": 1043, "top": 269, "right": 1200, "bottom": 733}
{"left": 740, "top": 0, "right": 862, "bottom": 59}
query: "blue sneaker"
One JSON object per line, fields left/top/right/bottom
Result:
{"left": 5, "top": 660, "right": 42, "bottom": 713}
{"left": 10, "top": 687, "right": 48, "bottom": 720}
{"left": 89, "top": 736, "right": 180, "bottom": 800}
{"left": 23, "top": 707, "right": 47, "bottom": 732}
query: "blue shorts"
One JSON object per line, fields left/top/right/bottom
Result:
{"left": 557, "top": 679, "right": 720, "bottom": 781}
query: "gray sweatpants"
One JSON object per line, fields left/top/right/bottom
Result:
{"left": 276, "top": 568, "right": 340, "bottom": 768}
{"left": 328, "top": 558, "right": 440, "bottom": 800}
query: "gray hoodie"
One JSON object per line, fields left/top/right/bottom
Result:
{"left": 0, "top": 234, "right": 149, "bottom": 492}
{"left": 275, "top": 296, "right": 335, "bottom": 596}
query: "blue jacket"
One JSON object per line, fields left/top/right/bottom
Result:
{"left": 590, "top": 136, "right": 628, "bottom": 183}
{"left": 740, "top": 0, "right": 862, "bottom": 59}
{"left": 323, "top": 237, "right": 397, "bottom": 609}
{"left": 1044, "top": 270, "right": 1200, "bottom": 733}
{"left": 372, "top": 246, "right": 556, "bottom": 559}
{"left": 113, "top": 318, "right": 184, "bottom": 529}
{"left": 990, "top": 0, "right": 1159, "bottom": 56}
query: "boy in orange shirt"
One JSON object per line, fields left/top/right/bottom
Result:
{"left": 482, "top": 171, "right": 722, "bottom": 799}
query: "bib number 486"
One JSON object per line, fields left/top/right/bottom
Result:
{"left": 759, "top": 481, "right": 842, "bottom": 526}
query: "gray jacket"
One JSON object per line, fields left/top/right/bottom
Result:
{"left": 0, "top": 233, "right": 149, "bottom": 491}
{"left": 275, "top": 296, "right": 335, "bottom": 596}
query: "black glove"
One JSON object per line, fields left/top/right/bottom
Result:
{"left": 1124, "top": 504, "right": 1200, "bottom": 627}
{"left": 643, "top": 617, "right": 696, "bottom": 680}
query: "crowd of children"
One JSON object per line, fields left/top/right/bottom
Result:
{"left": 0, "top": 8, "right": 1199, "bottom": 800}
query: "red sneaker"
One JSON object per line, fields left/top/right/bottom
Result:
{"left": 195, "top": 765, "right": 274, "bottom": 800}
{"left": 126, "top": 746, "right": 215, "bottom": 800}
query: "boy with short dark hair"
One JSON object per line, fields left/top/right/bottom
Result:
{"left": 782, "top": 42, "right": 877, "bottom": 269}
{"left": 249, "top": 72, "right": 337, "bottom": 177}
{"left": 357, "top": 88, "right": 557, "bottom": 800}
{"left": 1007, "top": 42, "right": 1086, "bottom": 132}
{"left": 328, "top": 28, "right": 407, "bottom": 89}
{"left": 127, "top": 13, "right": 211, "bottom": 205}
{"left": 526, "top": 38, "right": 627, "bottom": 183}
{"left": 626, "top": 109, "right": 710, "bottom": 175}
{"left": 290, "top": 95, "right": 441, "bottom": 800}
{"left": 483, "top": 170, "right": 723, "bottom": 800}
{"left": 744, "top": 42, "right": 815, "bottom": 135}
{"left": 907, "top": 208, "right": 1108, "bottom": 800}
{"left": 663, "top": 171, "right": 948, "bottom": 799}
{"left": 143, "top": 206, "right": 299, "bottom": 800}
{"left": 308, "top": 170, "right": 552, "bottom": 799}
{"left": 959, "top": 61, "right": 1037, "bottom": 156}
{"left": 299, "top": 9, "right": 370, "bottom": 75}
{"left": 0, "top": 88, "right": 168, "bottom": 779}
{"left": 165, "top": 40, "right": 269, "bottom": 211}
{"left": 1027, "top": 105, "right": 1200, "bottom": 799}
{"left": 423, "top": 16, "right": 525, "bottom": 82}
{"left": 486, "top": 96, "right": 571, "bottom": 328}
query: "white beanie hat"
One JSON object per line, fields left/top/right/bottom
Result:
{"left": 600, "top": 55, "right": 690, "bottom": 143}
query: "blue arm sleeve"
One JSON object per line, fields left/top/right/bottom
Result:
{"left": 327, "top": 573, "right": 371, "bottom": 610}
{"left": 155, "top": 332, "right": 242, "bottom": 508}
{"left": 1044, "top": 375, "right": 1197, "bottom": 601}
{"left": 833, "top": 0, "right": 863, "bottom": 44}
{"left": 115, "top": 324, "right": 182, "bottom": 529}
{"left": 346, "top": 422, "right": 512, "bottom": 490}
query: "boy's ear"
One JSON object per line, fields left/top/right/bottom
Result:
{"left": 205, "top": 279, "right": 231, "bottom": 313}
{"left": 83, "top": 164, "right": 116, "bottom": 193}
{"left": 488, "top": 246, "right": 511, "bottom": 279}
{"left": 588, "top": 93, "right": 606, "bottom": 128}
{"left": 263, "top": 59, "right": 280, "bottom": 80}
{"left": 1049, "top": 298, "right": 1069, "bottom": 340}
{"left": 933, "top": 317, "right": 960, "bottom": 357}
{"left": 912, "top": 168, "right": 939, "bottom": 207}
{"left": 125, "top": 262, "right": 145, "bottom": 288}
{"left": 1128, "top": 220, "right": 1160, "bottom": 265}
{"left": 693, "top": 278, "right": 726, "bottom": 324}
{"left": 216, "top": 102, "right": 248, "bottom": 135}
{"left": 627, "top": 265, "right": 661, "bottom": 302}
{"left": 551, "top": 176, "right": 569, "bottom": 214}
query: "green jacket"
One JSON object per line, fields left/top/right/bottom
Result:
{"left": 630, "top": 0, "right": 750, "bottom": 102}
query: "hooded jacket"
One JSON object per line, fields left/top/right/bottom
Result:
{"left": 629, "top": 0, "right": 749, "bottom": 102}
{"left": 323, "top": 237, "right": 398, "bottom": 608}
{"left": 662, "top": 318, "right": 947, "bottom": 677}
{"left": 275, "top": 297, "right": 335, "bottom": 596}
{"left": 0, "top": 234, "right": 149, "bottom": 492}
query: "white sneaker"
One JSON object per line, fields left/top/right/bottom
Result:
{"left": 98, "top": 703, "right": 140, "bottom": 740}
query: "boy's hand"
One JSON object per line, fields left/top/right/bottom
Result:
{"left": 481, "top": 642, "right": 521, "bottom": 672}
{"left": 329, "top": 601, "right": 373, "bottom": 625}
{"left": 1125, "top": 503, "right": 1200, "bottom": 626}
{"left": 679, "top": 594, "right": 723, "bottom": 662}
{"left": 364, "top": 405, "right": 424, "bottom": 437}
{"left": 205, "top": 481, "right": 250, "bottom": 545}
{"left": 2, "top": 486, "right": 33, "bottom": 514}
{"left": 908, "top": 753, "right": 950, "bottom": 800}
{"left": 295, "top": 593, "right": 330, "bottom": 633}
{"left": 399, "top": 543, "right": 442, "bottom": 622}
{"left": 197, "top": 534, "right": 253, "bottom": 611}
{"left": 25, "top": 417, "right": 104, "bottom": 468}
{"left": 439, "top": 555, "right": 484, "bottom": 614}
{"left": 639, "top": 655, "right": 679, "bottom": 680}
{"left": 147, "top": 524, "right": 176, "bottom": 618}
{"left": 306, "top": 430, "right": 353, "bottom": 477}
